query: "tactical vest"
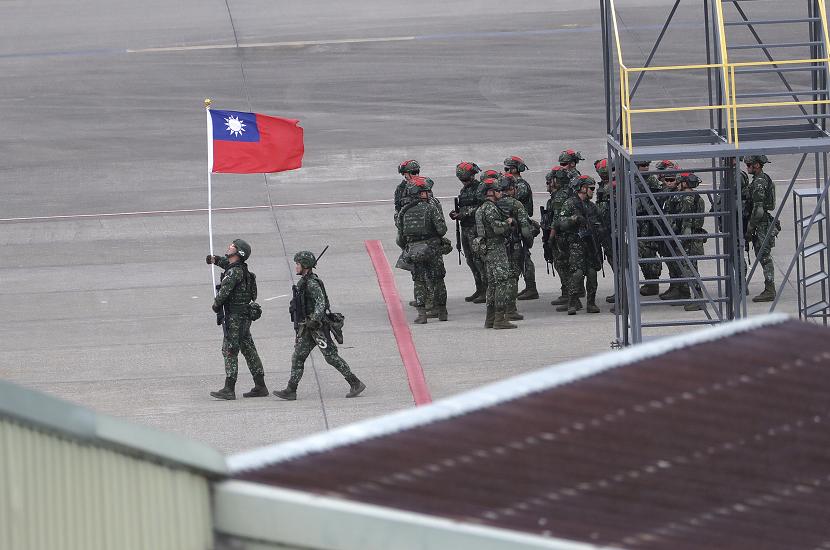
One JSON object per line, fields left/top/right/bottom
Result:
{"left": 480, "top": 201, "right": 506, "bottom": 240}
{"left": 759, "top": 173, "right": 775, "bottom": 211}
{"left": 298, "top": 274, "right": 330, "bottom": 317}
{"left": 516, "top": 178, "right": 534, "bottom": 216}
{"left": 457, "top": 183, "right": 482, "bottom": 228}
{"left": 225, "top": 263, "right": 256, "bottom": 314}
{"left": 400, "top": 201, "right": 435, "bottom": 240}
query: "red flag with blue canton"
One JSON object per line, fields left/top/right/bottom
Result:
{"left": 208, "top": 109, "right": 304, "bottom": 174}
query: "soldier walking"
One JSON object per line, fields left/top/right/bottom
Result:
{"left": 450, "top": 162, "right": 487, "bottom": 303}
{"left": 558, "top": 176, "right": 603, "bottom": 315}
{"left": 273, "top": 251, "right": 365, "bottom": 401}
{"left": 504, "top": 156, "right": 539, "bottom": 300}
{"left": 397, "top": 179, "right": 449, "bottom": 323}
{"left": 207, "top": 239, "right": 267, "bottom": 400}
{"left": 743, "top": 155, "right": 778, "bottom": 302}
{"left": 476, "top": 178, "right": 516, "bottom": 329}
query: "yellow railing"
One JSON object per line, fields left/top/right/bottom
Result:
{"left": 611, "top": 0, "right": 830, "bottom": 153}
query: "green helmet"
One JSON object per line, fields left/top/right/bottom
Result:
{"left": 500, "top": 174, "right": 517, "bottom": 189}
{"left": 503, "top": 156, "right": 528, "bottom": 172}
{"left": 398, "top": 159, "right": 421, "bottom": 175}
{"left": 545, "top": 165, "right": 565, "bottom": 183}
{"left": 293, "top": 250, "right": 317, "bottom": 269}
{"left": 232, "top": 238, "right": 252, "bottom": 261}
{"left": 594, "top": 158, "right": 608, "bottom": 178}
{"left": 743, "top": 154, "right": 770, "bottom": 165}
{"left": 456, "top": 161, "right": 481, "bottom": 179}
{"left": 407, "top": 176, "right": 431, "bottom": 196}
{"left": 575, "top": 175, "right": 597, "bottom": 190}
{"left": 558, "top": 149, "right": 584, "bottom": 164}
{"left": 656, "top": 159, "right": 678, "bottom": 171}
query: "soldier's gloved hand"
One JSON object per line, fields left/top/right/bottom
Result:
{"left": 212, "top": 303, "right": 221, "bottom": 313}
{"left": 305, "top": 318, "right": 322, "bottom": 330}
{"left": 574, "top": 215, "right": 586, "bottom": 227}
{"left": 449, "top": 210, "right": 459, "bottom": 220}
{"left": 206, "top": 255, "right": 219, "bottom": 265}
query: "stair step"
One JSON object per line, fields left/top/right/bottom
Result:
{"left": 642, "top": 320, "right": 719, "bottom": 328}
{"left": 638, "top": 232, "right": 730, "bottom": 242}
{"left": 725, "top": 17, "right": 820, "bottom": 26}
{"left": 805, "top": 301, "right": 829, "bottom": 316}
{"left": 803, "top": 242, "right": 827, "bottom": 257}
{"left": 728, "top": 41, "right": 822, "bottom": 49}
{"left": 639, "top": 254, "right": 728, "bottom": 263}
{"left": 636, "top": 212, "right": 726, "bottom": 220}
{"left": 641, "top": 297, "right": 729, "bottom": 306}
{"left": 803, "top": 271, "right": 829, "bottom": 287}
{"left": 640, "top": 276, "right": 730, "bottom": 284}
{"left": 801, "top": 213, "right": 827, "bottom": 228}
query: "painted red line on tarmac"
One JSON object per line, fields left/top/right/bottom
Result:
{"left": 365, "top": 240, "right": 432, "bottom": 406}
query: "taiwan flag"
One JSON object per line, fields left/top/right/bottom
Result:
{"left": 207, "top": 109, "right": 304, "bottom": 174}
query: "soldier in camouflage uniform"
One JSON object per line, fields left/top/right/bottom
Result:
{"left": 394, "top": 159, "right": 421, "bottom": 215}
{"left": 653, "top": 161, "right": 685, "bottom": 301}
{"left": 558, "top": 176, "right": 603, "bottom": 314}
{"left": 504, "top": 156, "right": 539, "bottom": 300}
{"left": 499, "top": 174, "right": 536, "bottom": 321}
{"left": 397, "top": 179, "right": 449, "bottom": 323}
{"left": 635, "top": 160, "right": 664, "bottom": 296}
{"left": 450, "top": 162, "right": 487, "bottom": 303}
{"left": 743, "top": 155, "right": 778, "bottom": 302}
{"left": 207, "top": 239, "right": 267, "bottom": 400}
{"left": 476, "top": 178, "right": 516, "bottom": 329}
{"left": 550, "top": 167, "right": 577, "bottom": 310}
{"left": 594, "top": 159, "right": 615, "bottom": 304}
{"left": 273, "top": 251, "right": 365, "bottom": 401}
{"left": 672, "top": 173, "right": 708, "bottom": 311}
{"left": 558, "top": 149, "right": 584, "bottom": 188}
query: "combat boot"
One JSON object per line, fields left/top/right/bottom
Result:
{"left": 484, "top": 305, "right": 496, "bottom": 328}
{"left": 414, "top": 308, "right": 428, "bottom": 324}
{"left": 493, "top": 309, "right": 517, "bottom": 329}
{"left": 210, "top": 377, "right": 236, "bottom": 400}
{"left": 639, "top": 284, "right": 659, "bottom": 296}
{"left": 586, "top": 293, "right": 600, "bottom": 314}
{"left": 605, "top": 294, "right": 615, "bottom": 303}
{"left": 505, "top": 304, "right": 524, "bottom": 321}
{"left": 242, "top": 374, "right": 269, "bottom": 398}
{"left": 684, "top": 301, "right": 702, "bottom": 311}
{"left": 567, "top": 296, "right": 580, "bottom": 315}
{"left": 672, "top": 285, "right": 691, "bottom": 305}
{"left": 426, "top": 309, "right": 439, "bottom": 319}
{"left": 408, "top": 300, "right": 421, "bottom": 308}
{"left": 517, "top": 284, "right": 539, "bottom": 300}
{"left": 472, "top": 285, "right": 488, "bottom": 303}
{"left": 272, "top": 387, "right": 297, "bottom": 401}
{"left": 346, "top": 376, "right": 366, "bottom": 398}
{"left": 551, "top": 294, "right": 568, "bottom": 306}
{"left": 659, "top": 285, "right": 681, "bottom": 301}
{"left": 753, "top": 281, "right": 776, "bottom": 302}
{"left": 437, "top": 306, "right": 448, "bottom": 321}
{"left": 465, "top": 286, "right": 482, "bottom": 302}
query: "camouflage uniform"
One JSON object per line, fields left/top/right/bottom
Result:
{"left": 397, "top": 192, "right": 448, "bottom": 322}
{"left": 637, "top": 173, "right": 664, "bottom": 294}
{"left": 550, "top": 178, "right": 574, "bottom": 303}
{"left": 456, "top": 176, "right": 487, "bottom": 300}
{"left": 513, "top": 176, "right": 537, "bottom": 296}
{"left": 674, "top": 188, "right": 707, "bottom": 310}
{"left": 659, "top": 190, "right": 686, "bottom": 299}
{"left": 497, "top": 195, "right": 533, "bottom": 319}
{"left": 476, "top": 197, "right": 515, "bottom": 328}
{"left": 214, "top": 256, "right": 263, "bottom": 381}
{"left": 559, "top": 192, "right": 602, "bottom": 313}
{"left": 743, "top": 165, "right": 777, "bottom": 301}
{"left": 288, "top": 273, "right": 359, "bottom": 391}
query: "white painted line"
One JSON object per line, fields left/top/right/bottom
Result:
{"left": 263, "top": 295, "right": 289, "bottom": 302}
{"left": 128, "top": 35, "right": 416, "bottom": 54}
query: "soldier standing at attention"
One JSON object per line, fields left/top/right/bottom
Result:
{"left": 207, "top": 239, "right": 267, "bottom": 400}
{"left": 273, "top": 251, "right": 365, "bottom": 401}
{"left": 743, "top": 155, "right": 778, "bottom": 302}
{"left": 476, "top": 178, "right": 516, "bottom": 329}
{"left": 549, "top": 167, "right": 574, "bottom": 309}
{"left": 594, "top": 159, "right": 615, "bottom": 304}
{"left": 558, "top": 149, "right": 584, "bottom": 186}
{"left": 636, "top": 160, "right": 664, "bottom": 296}
{"left": 499, "top": 174, "right": 536, "bottom": 321}
{"left": 673, "top": 173, "right": 707, "bottom": 311}
{"left": 397, "top": 179, "right": 449, "bottom": 324}
{"left": 395, "top": 160, "right": 421, "bottom": 215}
{"left": 504, "top": 156, "right": 539, "bottom": 300}
{"left": 450, "top": 162, "right": 487, "bottom": 302}
{"left": 654, "top": 162, "right": 685, "bottom": 302}
{"left": 558, "top": 176, "right": 603, "bottom": 315}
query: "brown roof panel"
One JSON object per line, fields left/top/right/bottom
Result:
{"left": 232, "top": 317, "right": 830, "bottom": 549}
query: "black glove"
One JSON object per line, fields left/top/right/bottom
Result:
{"left": 212, "top": 303, "right": 221, "bottom": 313}
{"left": 574, "top": 215, "right": 586, "bottom": 227}
{"left": 305, "top": 318, "right": 322, "bottom": 330}
{"left": 206, "top": 255, "right": 215, "bottom": 265}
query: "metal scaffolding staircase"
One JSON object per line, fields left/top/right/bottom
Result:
{"left": 793, "top": 187, "right": 830, "bottom": 322}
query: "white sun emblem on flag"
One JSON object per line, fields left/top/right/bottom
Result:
{"left": 224, "top": 115, "right": 246, "bottom": 137}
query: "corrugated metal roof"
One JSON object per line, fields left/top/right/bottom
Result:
{"left": 232, "top": 316, "right": 830, "bottom": 549}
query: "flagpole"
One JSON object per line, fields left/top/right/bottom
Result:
{"left": 205, "top": 98, "right": 217, "bottom": 296}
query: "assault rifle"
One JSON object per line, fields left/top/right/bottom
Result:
{"left": 289, "top": 245, "right": 329, "bottom": 335}
{"left": 539, "top": 205, "right": 553, "bottom": 275}
{"left": 215, "top": 271, "right": 226, "bottom": 327}
{"left": 577, "top": 203, "right": 605, "bottom": 277}
{"left": 453, "top": 197, "right": 463, "bottom": 265}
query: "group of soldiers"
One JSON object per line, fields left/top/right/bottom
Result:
{"left": 393, "top": 151, "right": 779, "bottom": 327}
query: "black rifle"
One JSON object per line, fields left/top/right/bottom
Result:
{"left": 453, "top": 197, "right": 463, "bottom": 265}
{"left": 540, "top": 205, "right": 553, "bottom": 275}
{"left": 215, "top": 271, "right": 226, "bottom": 327}
{"left": 288, "top": 245, "right": 329, "bottom": 335}
{"left": 576, "top": 201, "right": 605, "bottom": 277}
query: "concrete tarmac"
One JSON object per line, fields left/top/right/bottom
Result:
{"left": 0, "top": 0, "right": 813, "bottom": 454}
